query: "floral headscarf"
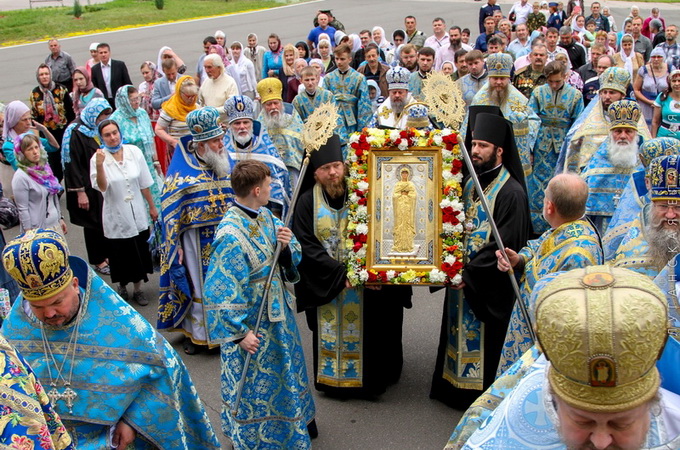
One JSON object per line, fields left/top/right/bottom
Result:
{"left": 161, "top": 75, "right": 197, "bottom": 122}
{"left": 36, "top": 64, "right": 61, "bottom": 126}
{"left": 209, "top": 45, "right": 231, "bottom": 68}
{"left": 61, "top": 97, "right": 111, "bottom": 166}
{"left": 14, "top": 133, "right": 63, "bottom": 195}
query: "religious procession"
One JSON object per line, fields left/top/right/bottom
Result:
{"left": 1, "top": 1, "right": 680, "bottom": 448}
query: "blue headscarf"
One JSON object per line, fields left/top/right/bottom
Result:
{"left": 61, "top": 98, "right": 111, "bottom": 167}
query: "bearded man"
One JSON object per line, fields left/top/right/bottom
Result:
{"left": 293, "top": 135, "right": 412, "bottom": 398}
{"left": 2, "top": 229, "right": 219, "bottom": 449}
{"left": 557, "top": 66, "right": 651, "bottom": 174}
{"left": 223, "top": 95, "right": 290, "bottom": 216}
{"left": 430, "top": 110, "right": 530, "bottom": 409}
{"left": 603, "top": 137, "right": 680, "bottom": 262}
{"left": 609, "top": 154, "right": 680, "bottom": 279}
{"left": 370, "top": 66, "right": 414, "bottom": 129}
{"left": 582, "top": 100, "right": 643, "bottom": 234}
{"left": 256, "top": 78, "right": 305, "bottom": 185}
{"left": 408, "top": 46, "right": 436, "bottom": 101}
{"left": 457, "top": 50, "right": 488, "bottom": 107}
{"left": 158, "top": 107, "right": 234, "bottom": 354}
{"left": 464, "top": 53, "right": 540, "bottom": 177}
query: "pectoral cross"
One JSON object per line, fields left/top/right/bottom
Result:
{"left": 47, "top": 385, "right": 78, "bottom": 414}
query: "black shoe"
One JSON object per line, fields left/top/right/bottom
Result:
{"left": 307, "top": 419, "right": 318, "bottom": 439}
{"left": 132, "top": 290, "right": 149, "bottom": 306}
{"left": 117, "top": 285, "right": 129, "bottom": 301}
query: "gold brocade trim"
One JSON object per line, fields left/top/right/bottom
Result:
{"left": 0, "top": 386, "right": 45, "bottom": 421}
{"left": 13, "top": 341, "right": 164, "bottom": 367}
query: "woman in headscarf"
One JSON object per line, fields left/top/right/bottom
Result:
{"left": 91, "top": 119, "right": 156, "bottom": 305}
{"left": 262, "top": 33, "right": 284, "bottom": 79}
{"left": 138, "top": 61, "right": 160, "bottom": 121}
{"left": 309, "top": 58, "right": 326, "bottom": 85}
{"left": 316, "top": 39, "right": 336, "bottom": 73}
{"left": 155, "top": 75, "right": 198, "bottom": 163}
{"left": 62, "top": 97, "right": 112, "bottom": 275}
{"left": 197, "top": 55, "right": 239, "bottom": 123}
{"left": 12, "top": 133, "right": 66, "bottom": 235}
{"left": 613, "top": 34, "right": 644, "bottom": 81}
{"left": 30, "top": 63, "right": 73, "bottom": 182}
{"left": 349, "top": 34, "right": 363, "bottom": 56}
{"left": 230, "top": 41, "right": 258, "bottom": 100}
{"left": 287, "top": 58, "right": 308, "bottom": 103}
{"left": 277, "top": 44, "right": 299, "bottom": 102}
{"left": 208, "top": 44, "right": 241, "bottom": 88}
{"left": 295, "top": 41, "right": 311, "bottom": 62}
{"left": 156, "top": 46, "right": 186, "bottom": 75}
{"left": 110, "top": 85, "right": 162, "bottom": 215}
{"left": 71, "top": 66, "right": 104, "bottom": 118}
{"left": 2, "top": 101, "right": 58, "bottom": 173}
{"left": 372, "top": 26, "right": 393, "bottom": 51}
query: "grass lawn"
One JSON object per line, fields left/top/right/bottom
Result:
{"left": 0, "top": 0, "right": 303, "bottom": 46}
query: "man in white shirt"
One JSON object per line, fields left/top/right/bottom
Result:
{"left": 435, "top": 26, "right": 474, "bottom": 71}
{"left": 509, "top": 0, "right": 532, "bottom": 26}
{"left": 424, "top": 17, "right": 449, "bottom": 50}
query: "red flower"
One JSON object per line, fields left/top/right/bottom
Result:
{"left": 358, "top": 197, "right": 367, "bottom": 206}
{"left": 354, "top": 189, "right": 364, "bottom": 197}
{"left": 368, "top": 271, "right": 379, "bottom": 282}
{"left": 451, "top": 159, "right": 463, "bottom": 174}
{"left": 442, "top": 206, "right": 456, "bottom": 223}
{"left": 357, "top": 234, "right": 368, "bottom": 244}
{"left": 399, "top": 130, "right": 409, "bottom": 138}
{"left": 356, "top": 148, "right": 364, "bottom": 158}
{"left": 353, "top": 242, "right": 363, "bottom": 252}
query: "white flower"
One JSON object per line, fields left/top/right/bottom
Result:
{"left": 355, "top": 246, "right": 367, "bottom": 258}
{"left": 356, "top": 223, "right": 369, "bottom": 235}
{"left": 389, "top": 130, "right": 400, "bottom": 142}
{"left": 440, "top": 198, "right": 452, "bottom": 209}
{"left": 454, "top": 173, "right": 463, "bottom": 183}
{"left": 349, "top": 193, "right": 360, "bottom": 203}
{"left": 429, "top": 268, "right": 446, "bottom": 283}
{"left": 397, "top": 140, "right": 409, "bottom": 151}
{"left": 442, "top": 170, "right": 454, "bottom": 180}
{"left": 357, "top": 181, "right": 369, "bottom": 191}
{"left": 433, "top": 135, "right": 443, "bottom": 146}
{"left": 359, "top": 270, "right": 369, "bottom": 282}
{"left": 441, "top": 149, "right": 453, "bottom": 160}
{"left": 441, "top": 128, "right": 452, "bottom": 136}
{"left": 457, "top": 211, "right": 466, "bottom": 222}
{"left": 442, "top": 222, "right": 456, "bottom": 234}
{"left": 452, "top": 273, "right": 463, "bottom": 285}
{"left": 349, "top": 134, "right": 360, "bottom": 144}
{"left": 444, "top": 254, "right": 457, "bottom": 264}
{"left": 450, "top": 200, "right": 464, "bottom": 211}
{"left": 366, "top": 135, "right": 375, "bottom": 144}
{"left": 348, "top": 153, "right": 358, "bottom": 163}
{"left": 386, "top": 270, "right": 396, "bottom": 280}
{"left": 453, "top": 224, "right": 464, "bottom": 234}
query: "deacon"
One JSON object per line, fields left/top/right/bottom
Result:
{"left": 202, "top": 160, "right": 316, "bottom": 449}
{"left": 256, "top": 78, "right": 305, "bottom": 184}
{"left": 495, "top": 173, "right": 602, "bottom": 374}
{"left": 603, "top": 137, "right": 680, "bottom": 262}
{"left": 223, "top": 95, "right": 290, "bottom": 216}
{"left": 293, "top": 135, "right": 412, "bottom": 397}
{"left": 464, "top": 53, "right": 539, "bottom": 177}
{"left": 157, "top": 107, "right": 234, "bottom": 355}
{"left": 582, "top": 100, "right": 642, "bottom": 234}
{"left": 322, "top": 44, "right": 372, "bottom": 145}
{"left": 461, "top": 266, "right": 680, "bottom": 449}
{"left": 1, "top": 229, "right": 219, "bottom": 449}
{"left": 527, "top": 60, "right": 584, "bottom": 232}
{"left": 610, "top": 154, "right": 680, "bottom": 278}
{"left": 369, "top": 66, "right": 414, "bottom": 129}
{"left": 292, "top": 66, "right": 337, "bottom": 122}
{"left": 557, "top": 66, "right": 651, "bottom": 174}
{"left": 430, "top": 110, "right": 531, "bottom": 409}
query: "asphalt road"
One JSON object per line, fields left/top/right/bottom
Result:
{"left": 2, "top": 0, "right": 680, "bottom": 448}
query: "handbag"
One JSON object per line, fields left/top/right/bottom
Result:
{"left": 0, "top": 196, "right": 19, "bottom": 229}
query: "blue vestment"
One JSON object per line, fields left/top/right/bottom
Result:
{"left": 610, "top": 203, "right": 658, "bottom": 278}
{"left": 527, "top": 84, "right": 584, "bottom": 232}
{"left": 257, "top": 103, "right": 305, "bottom": 182}
{"left": 203, "top": 205, "right": 315, "bottom": 449}
{"left": 322, "top": 68, "right": 372, "bottom": 146}
{"left": 2, "top": 257, "right": 219, "bottom": 449}
{"left": 497, "top": 220, "right": 602, "bottom": 375}
{"left": 157, "top": 134, "right": 234, "bottom": 344}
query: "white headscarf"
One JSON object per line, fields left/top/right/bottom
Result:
{"left": 372, "top": 26, "right": 392, "bottom": 50}
{"left": 156, "top": 46, "right": 173, "bottom": 75}
{"left": 619, "top": 34, "right": 635, "bottom": 79}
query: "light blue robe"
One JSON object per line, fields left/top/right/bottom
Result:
{"left": 203, "top": 205, "right": 315, "bottom": 450}
{"left": 602, "top": 171, "right": 649, "bottom": 261}
{"left": 582, "top": 138, "right": 642, "bottom": 235}
{"left": 496, "top": 220, "right": 602, "bottom": 375}
{"left": 408, "top": 71, "right": 427, "bottom": 101}
{"left": 1, "top": 256, "right": 219, "bottom": 450}
{"left": 292, "top": 87, "right": 336, "bottom": 122}
{"left": 610, "top": 203, "right": 658, "bottom": 278}
{"left": 527, "top": 84, "right": 584, "bottom": 233}
{"left": 457, "top": 72, "right": 488, "bottom": 108}
{"left": 322, "top": 68, "right": 372, "bottom": 145}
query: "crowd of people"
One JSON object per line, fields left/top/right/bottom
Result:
{"left": 0, "top": 3, "right": 680, "bottom": 449}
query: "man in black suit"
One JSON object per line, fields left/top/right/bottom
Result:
{"left": 91, "top": 43, "right": 132, "bottom": 110}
